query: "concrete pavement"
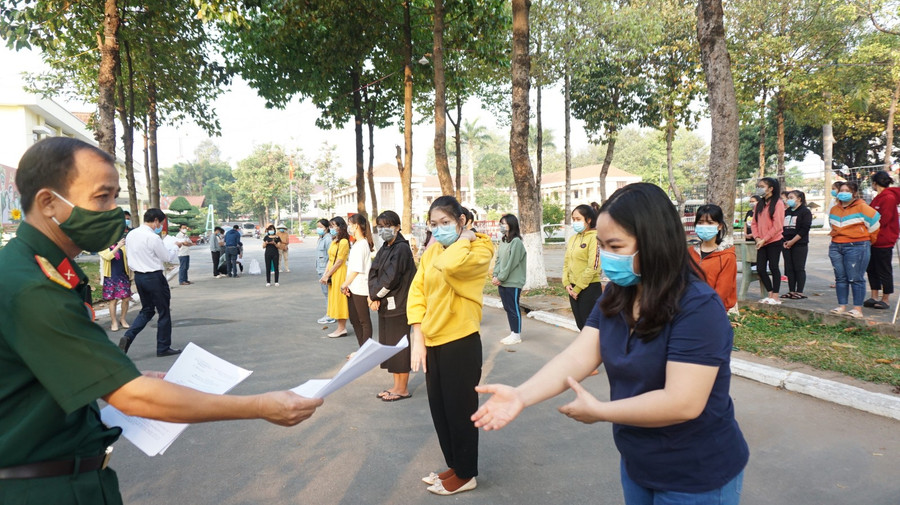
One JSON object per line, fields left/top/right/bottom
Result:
{"left": 101, "top": 238, "right": 899, "bottom": 504}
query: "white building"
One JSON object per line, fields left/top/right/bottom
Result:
{"left": 540, "top": 164, "right": 642, "bottom": 205}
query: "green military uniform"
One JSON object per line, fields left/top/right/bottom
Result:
{"left": 0, "top": 222, "right": 141, "bottom": 504}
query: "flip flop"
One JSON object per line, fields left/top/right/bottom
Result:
{"left": 382, "top": 392, "right": 412, "bottom": 402}
{"left": 376, "top": 390, "right": 391, "bottom": 399}
{"left": 779, "top": 293, "right": 793, "bottom": 299}
{"left": 795, "top": 294, "right": 808, "bottom": 299}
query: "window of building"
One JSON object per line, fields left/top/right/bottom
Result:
{"left": 381, "top": 182, "right": 395, "bottom": 206}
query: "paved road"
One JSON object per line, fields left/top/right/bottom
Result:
{"left": 104, "top": 238, "right": 899, "bottom": 505}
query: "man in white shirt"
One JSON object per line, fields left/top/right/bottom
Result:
{"left": 174, "top": 224, "right": 193, "bottom": 286}
{"left": 120, "top": 209, "right": 182, "bottom": 357}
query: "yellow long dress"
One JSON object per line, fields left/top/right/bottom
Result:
{"left": 326, "top": 238, "right": 350, "bottom": 320}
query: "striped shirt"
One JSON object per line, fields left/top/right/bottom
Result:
{"left": 829, "top": 198, "right": 880, "bottom": 244}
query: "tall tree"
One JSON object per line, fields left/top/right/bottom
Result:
{"left": 432, "top": 0, "right": 455, "bottom": 196}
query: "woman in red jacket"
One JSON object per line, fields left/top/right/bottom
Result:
{"left": 689, "top": 205, "right": 737, "bottom": 311}
{"left": 866, "top": 171, "right": 900, "bottom": 310}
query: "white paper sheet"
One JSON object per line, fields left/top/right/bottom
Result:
{"left": 101, "top": 343, "right": 252, "bottom": 457}
{"left": 291, "top": 336, "right": 408, "bottom": 399}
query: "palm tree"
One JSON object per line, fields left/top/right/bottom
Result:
{"left": 460, "top": 118, "right": 492, "bottom": 204}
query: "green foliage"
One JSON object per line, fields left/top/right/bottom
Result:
{"left": 168, "top": 196, "right": 194, "bottom": 213}
{"left": 542, "top": 202, "right": 565, "bottom": 225}
{"left": 476, "top": 187, "right": 512, "bottom": 211}
{"left": 160, "top": 140, "right": 236, "bottom": 219}
{"left": 312, "top": 143, "right": 349, "bottom": 215}
{"left": 230, "top": 143, "right": 291, "bottom": 222}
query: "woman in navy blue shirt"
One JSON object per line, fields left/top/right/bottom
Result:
{"left": 472, "top": 183, "right": 748, "bottom": 504}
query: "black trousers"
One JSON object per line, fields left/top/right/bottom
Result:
{"left": 867, "top": 246, "right": 894, "bottom": 295}
{"left": 264, "top": 250, "right": 280, "bottom": 283}
{"left": 125, "top": 271, "right": 172, "bottom": 353}
{"left": 569, "top": 282, "right": 603, "bottom": 330}
{"left": 211, "top": 251, "right": 221, "bottom": 276}
{"left": 782, "top": 243, "right": 808, "bottom": 293}
{"left": 378, "top": 314, "right": 411, "bottom": 373}
{"left": 498, "top": 285, "right": 522, "bottom": 333}
{"left": 757, "top": 241, "right": 783, "bottom": 293}
{"left": 425, "top": 333, "right": 482, "bottom": 479}
{"left": 348, "top": 293, "right": 372, "bottom": 347}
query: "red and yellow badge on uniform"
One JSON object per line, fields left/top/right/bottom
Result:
{"left": 34, "top": 255, "right": 95, "bottom": 320}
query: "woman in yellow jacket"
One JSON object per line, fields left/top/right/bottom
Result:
{"left": 320, "top": 216, "right": 350, "bottom": 337}
{"left": 409, "top": 195, "right": 494, "bottom": 497}
{"left": 563, "top": 203, "right": 603, "bottom": 329}
{"left": 99, "top": 236, "right": 132, "bottom": 331}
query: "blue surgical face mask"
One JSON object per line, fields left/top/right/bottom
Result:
{"left": 837, "top": 191, "right": 853, "bottom": 202}
{"left": 153, "top": 226, "right": 163, "bottom": 235}
{"left": 125, "top": 219, "right": 131, "bottom": 228}
{"left": 695, "top": 224, "right": 719, "bottom": 242}
{"left": 786, "top": 198, "right": 797, "bottom": 208}
{"left": 573, "top": 221, "right": 586, "bottom": 233}
{"left": 831, "top": 189, "right": 838, "bottom": 197}
{"left": 316, "top": 227, "right": 325, "bottom": 236}
{"left": 600, "top": 249, "right": 641, "bottom": 287}
{"left": 268, "top": 230, "right": 275, "bottom": 235}
{"left": 432, "top": 223, "right": 460, "bottom": 247}
{"left": 329, "top": 228, "right": 338, "bottom": 237}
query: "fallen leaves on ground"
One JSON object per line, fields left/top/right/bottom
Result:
{"left": 831, "top": 342, "right": 858, "bottom": 349}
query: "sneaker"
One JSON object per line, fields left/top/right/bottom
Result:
{"left": 501, "top": 333, "right": 522, "bottom": 345}
{"left": 325, "top": 317, "right": 336, "bottom": 324}
{"left": 266, "top": 283, "right": 271, "bottom": 287}
{"left": 316, "top": 316, "right": 331, "bottom": 324}
{"left": 768, "top": 298, "right": 781, "bottom": 305}
{"left": 758, "top": 297, "right": 771, "bottom": 304}
{"left": 274, "top": 283, "right": 279, "bottom": 287}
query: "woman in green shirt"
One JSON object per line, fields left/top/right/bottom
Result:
{"left": 563, "top": 204, "right": 603, "bottom": 330}
{"left": 492, "top": 214, "right": 528, "bottom": 345}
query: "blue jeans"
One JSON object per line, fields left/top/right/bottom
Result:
{"left": 620, "top": 460, "right": 743, "bottom": 505}
{"left": 498, "top": 285, "right": 522, "bottom": 333}
{"left": 829, "top": 241, "right": 870, "bottom": 306}
{"left": 178, "top": 255, "right": 190, "bottom": 283}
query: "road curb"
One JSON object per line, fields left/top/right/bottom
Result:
{"left": 484, "top": 295, "right": 900, "bottom": 422}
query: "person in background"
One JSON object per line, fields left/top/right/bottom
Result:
{"left": 342, "top": 213, "right": 374, "bottom": 355}
{"left": 315, "top": 219, "right": 335, "bottom": 324}
{"left": 781, "top": 191, "right": 812, "bottom": 300}
{"left": 99, "top": 235, "right": 133, "bottom": 331}
{"left": 210, "top": 226, "right": 225, "bottom": 278}
{"left": 174, "top": 224, "right": 192, "bottom": 286}
{"left": 369, "top": 210, "right": 416, "bottom": 402}
{"left": 492, "top": 214, "right": 527, "bottom": 345}
{"left": 462, "top": 207, "right": 477, "bottom": 232}
{"left": 276, "top": 224, "right": 290, "bottom": 272}
{"left": 753, "top": 177, "right": 785, "bottom": 305}
{"left": 409, "top": 195, "right": 493, "bottom": 496}
{"left": 123, "top": 210, "right": 132, "bottom": 233}
{"left": 744, "top": 195, "right": 759, "bottom": 272}
{"left": 262, "top": 224, "right": 282, "bottom": 287}
{"left": 224, "top": 224, "right": 242, "bottom": 278}
{"left": 321, "top": 216, "right": 350, "bottom": 338}
{"left": 865, "top": 171, "right": 900, "bottom": 310}
{"left": 829, "top": 181, "right": 880, "bottom": 318}
{"left": 563, "top": 204, "right": 602, "bottom": 330}
{"left": 689, "top": 204, "right": 737, "bottom": 312}
{"left": 472, "top": 183, "right": 748, "bottom": 505}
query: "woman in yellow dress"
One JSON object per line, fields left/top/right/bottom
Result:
{"left": 320, "top": 216, "right": 350, "bottom": 337}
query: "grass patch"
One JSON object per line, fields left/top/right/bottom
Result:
{"left": 76, "top": 260, "right": 104, "bottom": 304}
{"left": 482, "top": 279, "right": 567, "bottom": 299}
{"left": 732, "top": 309, "right": 900, "bottom": 386}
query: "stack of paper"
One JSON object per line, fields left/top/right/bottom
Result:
{"left": 291, "top": 336, "right": 409, "bottom": 398}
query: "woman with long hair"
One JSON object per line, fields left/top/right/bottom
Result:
{"left": 781, "top": 190, "right": 812, "bottom": 300}
{"left": 320, "top": 216, "right": 350, "bottom": 337}
{"left": 99, "top": 235, "right": 132, "bottom": 331}
{"left": 829, "top": 181, "right": 880, "bottom": 318}
{"left": 409, "top": 195, "right": 494, "bottom": 496}
{"left": 753, "top": 177, "right": 785, "bottom": 304}
{"left": 492, "top": 214, "right": 527, "bottom": 345}
{"left": 689, "top": 204, "right": 737, "bottom": 311}
{"left": 369, "top": 210, "right": 417, "bottom": 401}
{"left": 563, "top": 204, "right": 602, "bottom": 329}
{"left": 473, "top": 183, "right": 749, "bottom": 504}
{"left": 342, "top": 213, "right": 374, "bottom": 353}
{"left": 315, "top": 219, "right": 334, "bottom": 324}
{"left": 866, "top": 171, "right": 900, "bottom": 310}
{"left": 262, "top": 223, "right": 282, "bottom": 287}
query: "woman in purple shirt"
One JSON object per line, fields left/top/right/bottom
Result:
{"left": 473, "top": 183, "right": 748, "bottom": 504}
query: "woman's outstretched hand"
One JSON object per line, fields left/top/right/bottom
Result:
{"left": 471, "top": 384, "right": 524, "bottom": 431}
{"left": 558, "top": 376, "right": 604, "bottom": 424}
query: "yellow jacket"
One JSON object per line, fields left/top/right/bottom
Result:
{"left": 407, "top": 233, "right": 493, "bottom": 346}
{"left": 98, "top": 246, "right": 132, "bottom": 280}
{"left": 562, "top": 229, "right": 601, "bottom": 294}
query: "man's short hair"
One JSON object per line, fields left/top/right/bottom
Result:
{"left": 214, "top": 226, "right": 224, "bottom": 233}
{"left": 16, "top": 137, "right": 115, "bottom": 212}
{"left": 233, "top": 225, "right": 240, "bottom": 230}
{"left": 124, "top": 210, "right": 131, "bottom": 217}
{"left": 144, "top": 208, "right": 166, "bottom": 223}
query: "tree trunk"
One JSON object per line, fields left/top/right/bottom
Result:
{"left": 666, "top": 115, "right": 685, "bottom": 210}
{"left": 364, "top": 88, "right": 378, "bottom": 219}
{"left": 451, "top": 96, "right": 463, "bottom": 200}
{"left": 116, "top": 42, "right": 138, "bottom": 221}
{"left": 776, "top": 91, "right": 785, "bottom": 186}
{"left": 97, "top": 0, "right": 119, "bottom": 155}
{"left": 432, "top": 0, "right": 454, "bottom": 197}
{"left": 510, "top": 0, "right": 547, "bottom": 290}
{"left": 401, "top": 0, "right": 414, "bottom": 233}
{"left": 148, "top": 80, "right": 160, "bottom": 209}
{"left": 535, "top": 30, "right": 543, "bottom": 198}
{"left": 884, "top": 79, "right": 900, "bottom": 170}
{"left": 143, "top": 114, "right": 150, "bottom": 202}
{"left": 697, "top": 0, "right": 739, "bottom": 235}
{"left": 467, "top": 136, "right": 476, "bottom": 205}
{"left": 564, "top": 58, "right": 572, "bottom": 225}
{"left": 599, "top": 125, "right": 617, "bottom": 203}
{"left": 823, "top": 120, "right": 833, "bottom": 231}
{"left": 758, "top": 87, "right": 767, "bottom": 178}
{"left": 351, "top": 69, "right": 367, "bottom": 218}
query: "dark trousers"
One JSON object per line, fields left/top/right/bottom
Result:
{"left": 498, "top": 285, "right": 522, "bottom": 333}
{"left": 125, "top": 271, "right": 172, "bottom": 353}
{"left": 425, "top": 333, "right": 482, "bottom": 479}
{"left": 782, "top": 243, "right": 808, "bottom": 293}
{"left": 569, "top": 282, "right": 603, "bottom": 330}
{"left": 867, "top": 246, "right": 894, "bottom": 295}
{"left": 225, "top": 246, "right": 239, "bottom": 277}
{"left": 211, "top": 251, "right": 221, "bottom": 276}
{"left": 264, "top": 250, "right": 280, "bottom": 283}
{"left": 378, "top": 314, "right": 410, "bottom": 373}
{"left": 757, "top": 241, "right": 783, "bottom": 293}
{"left": 348, "top": 293, "right": 372, "bottom": 347}
{"left": 178, "top": 256, "right": 190, "bottom": 283}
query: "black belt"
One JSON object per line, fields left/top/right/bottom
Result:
{"left": 0, "top": 447, "right": 113, "bottom": 480}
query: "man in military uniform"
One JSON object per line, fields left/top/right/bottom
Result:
{"left": 0, "top": 138, "right": 323, "bottom": 504}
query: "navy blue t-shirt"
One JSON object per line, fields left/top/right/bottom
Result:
{"left": 585, "top": 281, "right": 749, "bottom": 493}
